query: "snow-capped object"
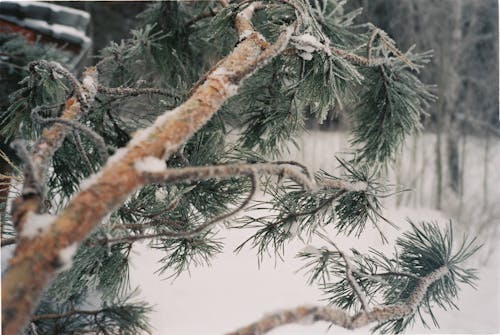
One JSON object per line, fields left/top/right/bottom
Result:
{"left": 291, "top": 33, "right": 332, "bottom": 60}
{"left": 239, "top": 29, "right": 253, "bottom": 41}
{"left": 155, "top": 188, "right": 168, "bottom": 202}
{"left": 210, "top": 67, "right": 239, "bottom": 97}
{"left": 134, "top": 156, "right": 166, "bottom": 173}
{"left": 79, "top": 172, "right": 101, "bottom": 191}
{"left": 21, "top": 212, "right": 55, "bottom": 238}
{"left": 57, "top": 243, "right": 79, "bottom": 273}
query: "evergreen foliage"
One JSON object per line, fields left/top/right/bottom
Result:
{"left": 0, "top": 1, "right": 480, "bottom": 334}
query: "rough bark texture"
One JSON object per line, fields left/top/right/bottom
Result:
{"left": 2, "top": 7, "right": 293, "bottom": 335}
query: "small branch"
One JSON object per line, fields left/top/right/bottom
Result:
{"left": 30, "top": 60, "right": 86, "bottom": 104}
{"left": 31, "top": 107, "right": 109, "bottom": 162}
{"left": 31, "top": 308, "right": 102, "bottom": 321}
{"left": 27, "top": 67, "right": 98, "bottom": 196}
{"left": 140, "top": 162, "right": 317, "bottom": 191}
{"left": 91, "top": 174, "right": 257, "bottom": 245}
{"left": 186, "top": 7, "right": 219, "bottom": 27}
{"left": 367, "top": 271, "right": 420, "bottom": 280}
{"left": 225, "top": 266, "right": 449, "bottom": 335}
{"left": 71, "top": 131, "right": 94, "bottom": 173}
{"left": 330, "top": 243, "right": 370, "bottom": 312}
{"left": 97, "top": 86, "right": 178, "bottom": 99}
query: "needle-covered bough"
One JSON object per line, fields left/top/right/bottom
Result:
{"left": 1, "top": 1, "right": 479, "bottom": 335}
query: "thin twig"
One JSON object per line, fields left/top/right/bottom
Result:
{"left": 71, "top": 131, "right": 94, "bottom": 173}
{"left": 140, "top": 162, "right": 316, "bottom": 191}
{"left": 92, "top": 174, "right": 257, "bottom": 245}
{"left": 30, "top": 60, "right": 86, "bottom": 104}
{"left": 330, "top": 243, "right": 370, "bottom": 312}
{"left": 97, "top": 86, "right": 178, "bottom": 99}
{"left": 31, "top": 308, "right": 103, "bottom": 321}
{"left": 31, "top": 107, "right": 109, "bottom": 162}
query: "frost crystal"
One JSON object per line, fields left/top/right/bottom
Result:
{"left": 21, "top": 212, "right": 55, "bottom": 238}
{"left": 57, "top": 243, "right": 79, "bottom": 273}
{"left": 134, "top": 156, "right": 166, "bottom": 173}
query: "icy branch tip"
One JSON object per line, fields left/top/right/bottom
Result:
{"left": 134, "top": 156, "right": 167, "bottom": 173}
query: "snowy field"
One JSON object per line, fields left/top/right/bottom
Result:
{"left": 129, "top": 131, "right": 500, "bottom": 335}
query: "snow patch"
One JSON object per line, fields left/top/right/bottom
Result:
{"left": 210, "top": 67, "right": 239, "bottom": 97}
{"left": 21, "top": 212, "right": 55, "bottom": 238}
{"left": 57, "top": 243, "right": 79, "bottom": 273}
{"left": 106, "top": 147, "right": 129, "bottom": 166}
{"left": 82, "top": 75, "right": 97, "bottom": 97}
{"left": 239, "top": 29, "right": 253, "bottom": 41}
{"left": 236, "top": 3, "right": 257, "bottom": 21}
{"left": 291, "top": 33, "right": 332, "bottom": 60}
{"left": 134, "top": 156, "right": 166, "bottom": 173}
{"left": 351, "top": 181, "right": 369, "bottom": 192}
{"left": 128, "top": 107, "right": 179, "bottom": 150}
{"left": 155, "top": 188, "right": 168, "bottom": 202}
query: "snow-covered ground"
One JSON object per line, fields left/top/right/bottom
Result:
{"left": 129, "top": 131, "right": 500, "bottom": 335}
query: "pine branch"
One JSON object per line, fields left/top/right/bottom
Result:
{"left": 31, "top": 107, "right": 109, "bottom": 162}
{"left": 97, "top": 86, "right": 178, "bottom": 99}
{"left": 330, "top": 243, "right": 370, "bottom": 312}
{"left": 31, "top": 309, "right": 103, "bottom": 321}
{"left": 225, "top": 266, "right": 448, "bottom": 335}
{"left": 140, "top": 162, "right": 316, "bottom": 191}
{"left": 2, "top": 8, "right": 295, "bottom": 335}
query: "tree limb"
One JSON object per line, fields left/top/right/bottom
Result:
{"left": 225, "top": 266, "right": 449, "bottom": 335}
{"left": 2, "top": 8, "right": 294, "bottom": 335}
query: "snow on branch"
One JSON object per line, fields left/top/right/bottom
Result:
{"left": 2, "top": 9, "right": 296, "bottom": 335}
{"left": 225, "top": 266, "right": 449, "bottom": 335}
{"left": 97, "top": 86, "right": 178, "bottom": 98}
{"left": 19, "top": 212, "right": 55, "bottom": 239}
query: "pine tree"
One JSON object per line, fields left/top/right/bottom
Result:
{"left": 1, "top": 1, "right": 480, "bottom": 335}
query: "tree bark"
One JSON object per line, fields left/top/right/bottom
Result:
{"left": 1, "top": 7, "right": 294, "bottom": 334}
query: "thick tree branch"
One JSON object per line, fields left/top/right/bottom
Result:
{"left": 225, "top": 266, "right": 449, "bottom": 335}
{"left": 2, "top": 8, "right": 294, "bottom": 335}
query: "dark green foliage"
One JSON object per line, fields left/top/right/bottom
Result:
{"left": 350, "top": 51, "right": 435, "bottom": 164}
{"left": 48, "top": 237, "right": 132, "bottom": 302}
{"left": 152, "top": 232, "right": 224, "bottom": 279}
{"left": 235, "top": 159, "right": 392, "bottom": 261}
{"left": 31, "top": 291, "right": 151, "bottom": 335}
